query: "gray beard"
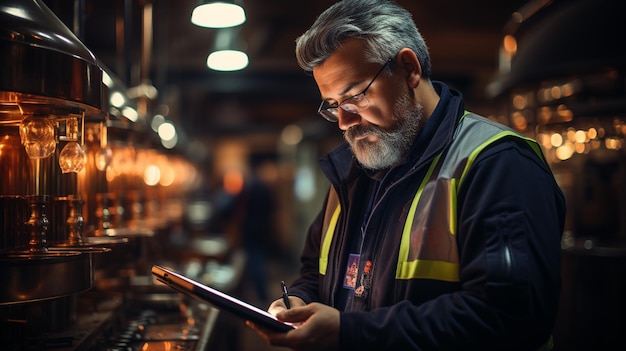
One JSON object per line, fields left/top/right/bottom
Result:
{"left": 345, "top": 93, "right": 423, "bottom": 171}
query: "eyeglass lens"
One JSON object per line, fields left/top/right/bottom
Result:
{"left": 317, "top": 58, "right": 392, "bottom": 122}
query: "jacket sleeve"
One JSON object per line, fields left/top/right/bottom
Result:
{"left": 339, "top": 140, "right": 566, "bottom": 350}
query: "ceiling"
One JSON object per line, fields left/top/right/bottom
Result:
{"left": 41, "top": 0, "right": 528, "bottom": 143}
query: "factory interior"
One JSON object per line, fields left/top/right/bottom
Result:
{"left": 1, "top": 0, "right": 624, "bottom": 350}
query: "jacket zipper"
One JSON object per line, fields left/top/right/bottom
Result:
{"left": 502, "top": 216, "right": 512, "bottom": 276}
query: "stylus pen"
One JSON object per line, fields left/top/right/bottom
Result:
{"left": 281, "top": 280, "right": 291, "bottom": 309}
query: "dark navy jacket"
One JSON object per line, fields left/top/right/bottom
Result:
{"left": 289, "top": 82, "right": 566, "bottom": 350}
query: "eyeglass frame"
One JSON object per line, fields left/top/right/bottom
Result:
{"left": 317, "top": 58, "right": 393, "bottom": 122}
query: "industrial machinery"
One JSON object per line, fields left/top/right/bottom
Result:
{"left": 0, "top": 1, "right": 228, "bottom": 350}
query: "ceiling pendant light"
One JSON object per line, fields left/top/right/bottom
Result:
{"left": 207, "top": 50, "right": 249, "bottom": 71}
{"left": 206, "top": 28, "right": 248, "bottom": 71}
{"left": 191, "top": 1, "right": 246, "bottom": 28}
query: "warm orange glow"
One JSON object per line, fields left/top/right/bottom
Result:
{"left": 511, "top": 112, "right": 528, "bottom": 131}
{"left": 109, "top": 145, "right": 135, "bottom": 175}
{"left": 561, "top": 83, "right": 575, "bottom": 97}
{"left": 503, "top": 35, "right": 517, "bottom": 54}
{"left": 536, "top": 133, "right": 552, "bottom": 150}
{"left": 159, "top": 165, "right": 175, "bottom": 187}
{"left": 574, "top": 130, "right": 587, "bottom": 143}
{"left": 223, "top": 169, "right": 244, "bottom": 195}
{"left": 551, "top": 133, "right": 563, "bottom": 147}
{"left": 556, "top": 105, "right": 573, "bottom": 122}
{"left": 556, "top": 142, "right": 574, "bottom": 160}
{"left": 537, "top": 107, "right": 552, "bottom": 124}
{"left": 605, "top": 137, "right": 622, "bottom": 150}
{"left": 144, "top": 164, "right": 161, "bottom": 186}
{"left": 512, "top": 94, "right": 527, "bottom": 110}
{"left": 106, "top": 167, "right": 116, "bottom": 182}
{"left": 566, "top": 128, "right": 576, "bottom": 142}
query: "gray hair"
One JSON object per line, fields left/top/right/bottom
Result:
{"left": 295, "top": 0, "right": 432, "bottom": 78}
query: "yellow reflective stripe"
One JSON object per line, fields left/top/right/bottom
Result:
{"left": 458, "top": 130, "right": 543, "bottom": 187}
{"left": 396, "top": 153, "right": 441, "bottom": 280}
{"left": 395, "top": 115, "right": 544, "bottom": 282}
{"left": 461, "top": 110, "right": 470, "bottom": 120}
{"left": 525, "top": 138, "right": 547, "bottom": 163}
{"left": 447, "top": 110, "right": 466, "bottom": 236}
{"left": 319, "top": 204, "right": 340, "bottom": 275}
{"left": 449, "top": 177, "right": 457, "bottom": 236}
{"left": 397, "top": 259, "right": 460, "bottom": 282}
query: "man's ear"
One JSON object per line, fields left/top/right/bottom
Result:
{"left": 397, "top": 48, "right": 422, "bottom": 89}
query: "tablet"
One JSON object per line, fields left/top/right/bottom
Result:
{"left": 151, "top": 265, "right": 294, "bottom": 332}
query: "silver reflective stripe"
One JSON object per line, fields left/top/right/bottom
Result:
{"left": 318, "top": 112, "right": 546, "bottom": 282}
{"left": 396, "top": 113, "right": 545, "bottom": 280}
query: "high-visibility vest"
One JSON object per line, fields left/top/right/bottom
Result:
{"left": 319, "top": 112, "right": 546, "bottom": 282}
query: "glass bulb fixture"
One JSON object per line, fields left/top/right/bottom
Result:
{"left": 58, "top": 117, "right": 86, "bottom": 173}
{"left": 95, "top": 122, "right": 112, "bottom": 171}
{"left": 59, "top": 141, "right": 87, "bottom": 173}
{"left": 95, "top": 146, "right": 113, "bottom": 171}
{"left": 19, "top": 115, "right": 56, "bottom": 159}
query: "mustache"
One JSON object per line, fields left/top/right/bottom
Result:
{"left": 344, "top": 124, "right": 382, "bottom": 141}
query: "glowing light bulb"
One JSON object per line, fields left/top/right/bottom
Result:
{"left": 19, "top": 116, "right": 56, "bottom": 159}
{"left": 59, "top": 142, "right": 87, "bottom": 173}
{"left": 95, "top": 146, "right": 113, "bottom": 171}
{"left": 96, "top": 122, "right": 112, "bottom": 171}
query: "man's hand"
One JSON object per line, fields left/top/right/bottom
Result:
{"left": 247, "top": 301, "right": 340, "bottom": 351}
{"left": 268, "top": 295, "right": 306, "bottom": 317}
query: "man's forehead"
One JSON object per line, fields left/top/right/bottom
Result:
{"left": 313, "top": 40, "right": 373, "bottom": 98}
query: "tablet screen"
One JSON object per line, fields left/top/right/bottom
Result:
{"left": 152, "top": 265, "right": 294, "bottom": 333}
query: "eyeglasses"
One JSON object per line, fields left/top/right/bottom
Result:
{"left": 317, "top": 58, "right": 393, "bottom": 122}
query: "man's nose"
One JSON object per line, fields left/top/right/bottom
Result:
{"left": 337, "top": 109, "right": 361, "bottom": 131}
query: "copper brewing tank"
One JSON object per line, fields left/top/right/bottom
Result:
{"left": 0, "top": 0, "right": 106, "bottom": 305}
